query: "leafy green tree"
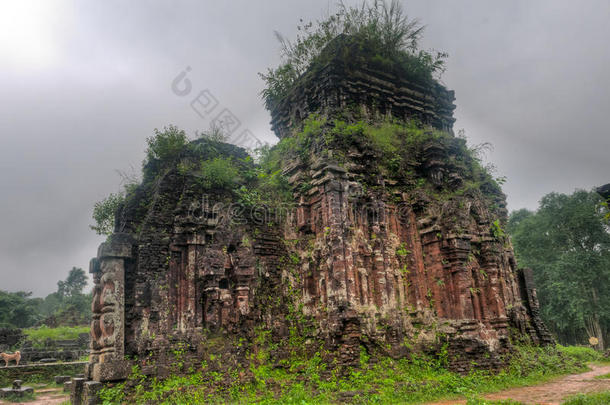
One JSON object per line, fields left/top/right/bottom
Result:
{"left": 38, "top": 291, "right": 62, "bottom": 319}
{"left": 143, "top": 125, "right": 189, "bottom": 178}
{"left": 49, "top": 267, "right": 91, "bottom": 326}
{"left": 0, "top": 268, "right": 92, "bottom": 329}
{"left": 49, "top": 292, "right": 92, "bottom": 327}
{"left": 57, "top": 267, "right": 88, "bottom": 298}
{"left": 508, "top": 190, "right": 610, "bottom": 349}
{"left": 0, "top": 291, "right": 41, "bottom": 328}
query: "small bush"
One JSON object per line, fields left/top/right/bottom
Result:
{"left": 199, "top": 157, "right": 239, "bottom": 189}
{"left": 365, "top": 121, "right": 402, "bottom": 155}
{"left": 557, "top": 345, "right": 603, "bottom": 363}
{"left": 90, "top": 192, "right": 124, "bottom": 236}
{"left": 143, "top": 125, "right": 189, "bottom": 180}
{"left": 99, "top": 381, "right": 126, "bottom": 404}
{"left": 145, "top": 125, "right": 188, "bottom": 163}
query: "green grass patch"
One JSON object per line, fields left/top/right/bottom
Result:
{"left": 99, "top": 343, "right": 598, "bottom": 405}
{"left": 556, "top": 345, "right": 604, "bottom": 363}
{"left": 198, "top": 156, "right": 240, "bottom": 189}
{"left": 23, "top": 325, "right": 89, "bottom": 348}
{"left": 562, "top": 390, "right": 610, "bottom": 405}
{"left": 594, "top": 372, "right": 610, "bottom": 380}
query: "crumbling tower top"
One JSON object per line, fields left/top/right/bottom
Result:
{"left": 269, "top": 34, "right": 456, "bottom": 139}
{"left": 597, "top": 183, "right": 610, "bottom": 201}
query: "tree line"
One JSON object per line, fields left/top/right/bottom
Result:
{"left": 0, "top": 267, "right": 91, "bottom": 329}
{"left": 508, "top": 189, "right": 610, "bottom": 350}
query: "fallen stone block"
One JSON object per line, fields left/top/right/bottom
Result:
{"left": 0, "top": 380, "right": 34, "bottom": 398}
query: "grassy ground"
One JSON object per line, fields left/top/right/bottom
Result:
{"left": 562, "top": 390, "right": 610, "bottom": 405}
{"left": 98, "top": 344, "right": 605, "bottom": 404}
{"left": 22, "top": 325, "right": 89, "bottom": 348}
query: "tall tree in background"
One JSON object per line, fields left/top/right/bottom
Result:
{"left": 57, "top": 267, "right": 88, "bottom": 298}
{"left": 0, "top": 291, "right": 42, "bottom": 328}
{"left": 0, "top": 267, "right": 91, "bottom": 329}
{"left": 47, "top": 267, "right": 91, "bottom": 326}
{"left": 508, "top": 190, "right": 610, "bottom": 349}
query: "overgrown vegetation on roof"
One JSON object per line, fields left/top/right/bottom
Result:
{"left": 270, "top": 113, "right": 504, "bottom": 204}
{"left": 91, "top": 108, "right": 506, "bottom": 238}
{"left": 90, "top": 125, "right": 294, "bottom": 236}
{"left": 259, "top": 0, "right": 448, "bottom": 109}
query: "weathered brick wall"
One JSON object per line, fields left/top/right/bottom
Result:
{"left": 86, "top": 141, "right": 295, "bottom": 382}
{"left": 279, "top": 129, "right": 553, "bottom": 372}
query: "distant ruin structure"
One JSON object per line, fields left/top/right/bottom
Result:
{"left": 597, "top": 183, "right": 610, "bottom": 202}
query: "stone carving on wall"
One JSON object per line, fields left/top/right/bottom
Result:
{"left": 87, "top": 233, "right": 133, "bottom": 382}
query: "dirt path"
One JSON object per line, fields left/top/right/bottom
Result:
{"left": 428, "top": 363, "right": 610, "bottom": 405}
{"left": 0, "top": 386, "right": 67, "bottom": 405}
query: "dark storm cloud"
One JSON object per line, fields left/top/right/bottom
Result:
{"left": 0, "top": 0, "right": 608, "bottom": 295}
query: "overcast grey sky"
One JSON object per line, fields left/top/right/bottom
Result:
{"left": 1, "top": 0, "right": 608, "bottom": 296}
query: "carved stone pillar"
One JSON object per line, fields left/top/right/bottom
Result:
{"left": 87, "top": 233, "right": 134, "bottom": 382}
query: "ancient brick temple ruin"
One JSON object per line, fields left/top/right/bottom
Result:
{"left": 82, "top": 36, "right": 553, "bottom": 397}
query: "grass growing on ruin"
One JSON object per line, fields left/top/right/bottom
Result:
{"left": 23, "top": 325, "right": 89, "bottom": 348}
{"left": 276, "top": 113, "right": 504, "bottom": 202}
{"left": 259, "top": 1, "right": 447, "bottom": 108}
{"left": 99, "top": 344, "right": 603, "bottom": 404}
